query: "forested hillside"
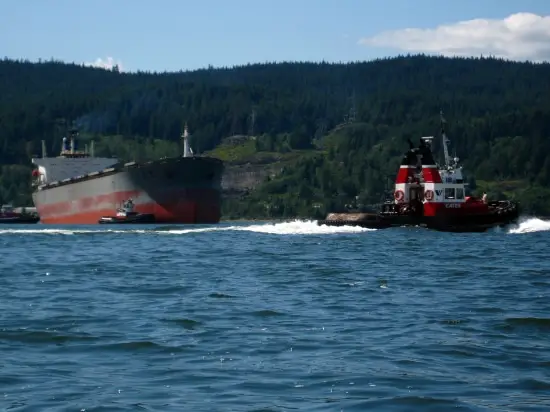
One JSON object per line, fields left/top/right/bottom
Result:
{"left": 1, "top": 55, "right": 549, "bottom": 216}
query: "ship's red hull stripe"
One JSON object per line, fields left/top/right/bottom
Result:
{"left": 35, "top": 189, "right": 220, "bottom": 224}
{"left": 37, "top": 190, "right": 141, "bottom": 217}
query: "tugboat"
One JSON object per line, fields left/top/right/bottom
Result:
{"left": 318, "top": 112, "right": 520, "bottom": 232}
{"left": 0, "top": 204, "right": 40, "bottom": 224}
{"left": 98, "top": 199, "right": 155, "bottom": 224}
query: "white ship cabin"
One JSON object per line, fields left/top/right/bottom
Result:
{"left": 431, "top": 112, "right": 468, "bottom": 205}
{"left": 430, "top": 158, "right": 467, "bottom": 205}
{"left": 116, "top": 199, "right": 136, "bottom": 217}
{"left": 419, "top": 125, "right": 468, "bottom": 205}
{"left": 32, "top": 132, "right": 119, "bottom": 185}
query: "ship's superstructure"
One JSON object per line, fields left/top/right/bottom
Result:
{"left": 32, "top": 129, "right": 120, "bottom": 185}
{"left": 393, "top": 112, "right": 471, "bottom": 216}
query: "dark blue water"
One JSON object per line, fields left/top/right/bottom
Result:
{"left": 1, "top": 218, "right": 550, "bottom": 411}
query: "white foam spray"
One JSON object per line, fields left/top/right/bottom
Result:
{"left": 507, "top": 217, "right": 550, "bottom": 234}
{"left": 1, "top": 217, "right": 548, "bottom": 236}
{"left": 0, "top": 220, "right": 374, "bottom": 236}
{"left": 162, "top": 220, "right": 375, "bottom": 235}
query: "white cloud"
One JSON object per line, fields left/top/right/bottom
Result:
{"left": 359, "top": 12, "right": 550, "bottom": 62}
{"left": 84, "top": 56, "right": 124, "bottom": 71}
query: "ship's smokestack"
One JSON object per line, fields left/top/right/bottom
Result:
{"left": 418, "top": 136, "right": 442, "bottom": 184}
{"left": 395, "top": 165, "right": 417, "bottom": 185}
{"left": 395, "top": 146, "right": 418, "bottom": 186}
{"left": 393, "top": 144, "right": 418, "bottom": 204}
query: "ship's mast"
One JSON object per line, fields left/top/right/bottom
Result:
{"left": 182, "top": 123, "right": 193, "bottom": 158}
{"left": 248, "top": 108, "right": 256, "bottom": 137}
{"left": 440, "top": 110, "right": 451, "bottom": 168}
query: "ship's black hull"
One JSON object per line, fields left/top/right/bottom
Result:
{"left": 98, "top": 213, "right": 156, "bottom": 224}
{"left": 318, "top": 201, "right": 520, "bottom": 233}
{"left": 0, "top": 216, "right": 40, "bottom": 224}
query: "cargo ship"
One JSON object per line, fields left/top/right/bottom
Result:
{"left": 31, "top": 125, "right": 224, "bottom": 224}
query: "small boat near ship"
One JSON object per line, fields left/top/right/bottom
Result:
{"left": 318, "top": 112, "right": 520, "bottom": 233}
{"left": 0, "top": 204, "right": 40, "bottom": 224}
{"left": 98, "top": 199, "right": 155, "bottom": 224}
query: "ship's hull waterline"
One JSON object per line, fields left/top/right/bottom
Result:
{"left": 32, "top": 157, "right": 224, "bottom": 224}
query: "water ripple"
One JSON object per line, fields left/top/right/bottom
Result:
{"left": 1, "top": 219, "right": 550, "bottom": 411}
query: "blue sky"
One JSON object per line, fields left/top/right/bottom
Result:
{"left": 1, "top": 0, "right": 549, "bottom": 72}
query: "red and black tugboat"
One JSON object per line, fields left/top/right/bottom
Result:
{"left": 0, "top": 204, "right": 40, "bottom": 224}
{"left": 318, "top": 112, "right": 520, "bottom": 232}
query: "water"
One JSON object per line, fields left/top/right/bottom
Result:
{"left": 1, "top": 217, "right": 550, "bottom": 411}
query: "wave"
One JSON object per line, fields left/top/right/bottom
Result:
{"left": 2, "top": 217, "right": 548, "bottom": 236}
{"left": 0, "top": 228, "right": 117, "bottom": 235}
{"left": 507, "top": 217, "right": 550, "bottom": 234}
{"left": 0, "top": 219, "right": 374, "bottom": 236}
{"left": 168, "top": 219, "right": 375, "bottom": 235}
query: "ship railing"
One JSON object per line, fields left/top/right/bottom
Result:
{"left": 36, "top": 167, "right": 117, "bottom": 190}
{"left": 36, "top": 180, "right": 60, "bottom": 190}
{"left": 34, "top": 155, "right": 214, "bottom": 191}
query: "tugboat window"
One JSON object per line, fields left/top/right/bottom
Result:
{"left": 456, "top": 188, "right": 465, "bottom": 199}
{"left": 445, "top": 188, "right": 455, "bottom": 199}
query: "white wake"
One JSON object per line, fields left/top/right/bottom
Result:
{"left": 1, "top": 217, "right": 548, "bottom": 236}
{"left": 0, "top": 220, "right": 374, "bottom": 236}
{"left": 163, "top": 220, "right": 375, "bottom": 235}
{"left": 507, "top": 217, "right": 550, "bottom": 234}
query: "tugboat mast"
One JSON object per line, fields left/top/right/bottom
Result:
{"left": 440, "top": 110, "right": 452, "bottom": 168}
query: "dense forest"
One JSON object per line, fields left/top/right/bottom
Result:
{"left": 1, "top": 55, "right": 550, "bottom": 217}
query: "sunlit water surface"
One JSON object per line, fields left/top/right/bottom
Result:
{"left": 1, "top": 217, "right": 550, "bottom": 411}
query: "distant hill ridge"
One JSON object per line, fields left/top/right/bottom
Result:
{"left": 0, "top": 54, "right": 549, "bottom": 216}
